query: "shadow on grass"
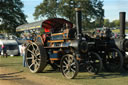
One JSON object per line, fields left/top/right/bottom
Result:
{"left": 75, "top": 70, "right": 128, "bottom": 80}
{"left": 0, "top": 71, "right": 26, "bottom": 80}
{"left": 1, "top": 57, "right": 128, "bottom": 80}
{"left": 0, "top": 63, "right": 22, "bottom": 67}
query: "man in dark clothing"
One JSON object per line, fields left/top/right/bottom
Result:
{"left": 2, "top": 45, "right": 7, "bottom": 58}
{"left": 0, "top": 45, "right": 1, "bottom": 56}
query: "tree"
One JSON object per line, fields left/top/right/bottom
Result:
{"left": 33, "top": 0, "right": 58, "bottom": 19}
{"left": 33, "top": 0, "right": 104, "bottom": 29}
{"left": 111, "top": 20, "right": 120, "bottom": 28}
{"left": 104, "top": 19, "right": 110, "bottom": 27}
{"left": 109, "top": 21, "right": 115, "bottom": 28}
{"left": 0, "top": 0, "right": 27, "bottom": 33}
{"left": 126, "top": 22, "right": 128, "bottom": 27}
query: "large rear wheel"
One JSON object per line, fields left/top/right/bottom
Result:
{"left": 122, "top": 53, "right": 128, "bottom": 70}
{"left": 123, "top": 63, "right": 128, "bottom": 70}
{"left": 103, "top": 48, "right": 123, "bottom": 72}
{"left": 25, "top": 42, "right": 47, "bottom": 73}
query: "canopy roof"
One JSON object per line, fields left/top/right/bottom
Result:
{"left": 16, "top": 18, "right": 73, "bottom": 33}
{"left": 16, "top": 20, "right": 43, "bottom": 32}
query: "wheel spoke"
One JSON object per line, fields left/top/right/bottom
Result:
{"left": 62, "top": 65, "right": 66, "bottom": 68}
{"left": 34, "top": 62, "right": 39, "bottom": 69}
{"left": 26, "top": 57, "right": 33, "bottom": 60}
{"left": 63, "top": 61, "right": 68, "bottom": 65}
{"left": 35, "top": 60, "right": 40, "bottom": 66}
{"left": 63, "top": 68, "right": 68, "bottom": 73}
{"left": 65, "top": 57, "right": 68, "bottom": 62}
{"left": 29, "top": 63, "right": 34, "bottom": 69}
{"left": 66, "top": 70, "right": 70, "bottom": 75}
{"left": 70, "top": 62, "right": 75, "bottom": 66}
{"left": 35, "top": 53, "right": 40, "bottom": 58}
{"left": 35, "top": 49, "right": 39, "bottom": 54}
{"left": 32, "top": 44, "right": 36, "bottom": 51}
{"left": 27, "top": 49, "right": 34, "bottom": 54}
{"left": 71, "top": 68, "right": 76, "bottom": 73}
{"left": 37, "top": 58, "right": 41, "bottom": 61}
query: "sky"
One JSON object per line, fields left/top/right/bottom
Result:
{"left": 103, "top": 0, "right": 128, "bottom": 21}
{"left": 21, "top": 0, "right": 128, "bottom": 23}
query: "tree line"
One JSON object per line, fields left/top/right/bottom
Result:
{"left": 2, "top": 0, "right": 126, "bottom": 33}
{"left": 104, "top": 19, "right": 128, "bottom": 28}
{"left": 33, "top": 0, "right": 104, "bottom": 30}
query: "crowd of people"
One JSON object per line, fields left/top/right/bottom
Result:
{"left": 0, "top": 44, "right": 26, "bottom": 67}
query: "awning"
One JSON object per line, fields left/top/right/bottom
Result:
{"left": 16, "top": 18, "right": 73, "bottom": 33}
{"left": 16, "top": 20, "right": 43, "bottom": 32}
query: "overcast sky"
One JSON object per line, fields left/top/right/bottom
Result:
{"left": 21, "top": 0, "right": 128, "bottom": 23}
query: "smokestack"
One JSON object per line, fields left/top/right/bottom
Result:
{"left": 75, "top": 8, "right": 82, "bottom": 39}
{"left": 120, "top": 12, "right": 126, "bottom": 38}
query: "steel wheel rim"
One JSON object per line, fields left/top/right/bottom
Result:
{"left": 106, "top": 50, "right": 121, "bottom": 70}
{"left": 87, "top": 52, "right": 102, "bottom": 74}
{"left": 104, "top": 48, "right": 123, "bottom": 72}
{"left": 61, "top": 54, "right": 78, "bottom": 79}
{"left": 123, "top": 64, "right": 128, "bottom": 70}
{"left": 26, "top": 43, "right": 41, "bottom": 72}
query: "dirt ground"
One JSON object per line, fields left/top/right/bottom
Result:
{"left": 1, "top": 57, "right": 128, "bottom": 85}
{"left": 0, "top": 67, "right": 81, "bottom": 85}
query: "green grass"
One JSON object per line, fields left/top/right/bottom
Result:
{"left": 112, "top": 29, "right": 128, "bottom": 33}
{"left": 1, "top": 56, "right": 128, "bottom": 85}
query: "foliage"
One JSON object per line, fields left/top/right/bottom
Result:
{"left": 0, "top": 0, "right": 27, "bottom": 33}
{"left": 126, "top": 22, "right": 128, "bottom": 27}
{"left": 33, "top": 0, "right": 104, "bottom": 29}
{"left": 111, "top": 20, "right": 120, "bottom": 28}
{"left": 104, "top": 19, "right": 110, "bottom": 27}
{"left": 112, "top": 29, "right": 128, "bottom": 33}
{"left": 109, "top": 21, "right": 115, "bottom": 28}
{"left": 103, "top": 19, "right": 120, "bottom": 28}
{"left": 33, "top": 0, "right": 58, "bottom": 19}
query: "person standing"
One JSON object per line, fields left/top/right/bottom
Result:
{"left": 3, "top": 45, "right": 7, "bottom": 58}
{"left": 1, "top": 45, "right": 7, "bottom": 58}
{"left": 0, "top": 45, "right": 1, "bottom": 56}
{"left": 21, "top": 44, "right": 26, "bottom": 67}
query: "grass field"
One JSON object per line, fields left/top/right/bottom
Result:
{"left": 112, "top": 29, "right": 128, "bottom": 33}
{"left": 0, "top": 56, "right": 128, "bottom": 85}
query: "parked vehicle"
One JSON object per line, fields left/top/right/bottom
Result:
{"left": 0, "top": 40, "right": 19, "bottom": 56}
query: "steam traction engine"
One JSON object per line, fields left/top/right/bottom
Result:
{"left": 24, "top": 8, "right": 103, "bottom": 79}
{"left": 87, "top": 12, "right": 128, "bottom": 72}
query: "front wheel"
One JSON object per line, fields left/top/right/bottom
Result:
{"left": 86, "top": 52, "right": 103, "bottom": 74}
{"left": 61, "top": 54, "right": 79, "bottom": 79}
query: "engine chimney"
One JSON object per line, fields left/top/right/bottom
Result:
{"left": 120, "top": 12, "right": 126, "bottom": 39}
{"left": 75, "top": 8, "right": 82, "bottom": 39}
